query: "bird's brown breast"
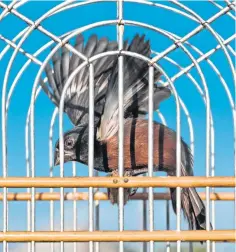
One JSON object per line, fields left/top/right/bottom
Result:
{"left": 104, "top": 119, "right": 177, "bottom": 171}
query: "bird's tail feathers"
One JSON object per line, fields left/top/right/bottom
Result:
{"left": 169, "top": 162, "right": 208, "bottom": 231}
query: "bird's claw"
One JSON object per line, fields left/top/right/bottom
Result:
{"left": 107, "top": 169, "right": 139, "bottom": 204}
{"left": 129, "top": 187, "right": 138, "bottom": 196}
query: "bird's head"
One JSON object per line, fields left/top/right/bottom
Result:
{"left": 54, "top": 125, "right": 87, "bottom": 166}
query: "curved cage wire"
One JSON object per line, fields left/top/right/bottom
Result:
{"left": 0, "top": 0, "right": 235, "bottom": 252}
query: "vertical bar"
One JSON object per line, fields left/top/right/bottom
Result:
{"left": 159, "top": 82, "right": 182, "bottom": 252}
{"left": 95, "top": 170, "right": 100, "bottom": 252}
{"left": 3, "top": 164, "right": 8, "bottom": 252}
{"left": 30, "top": 105, "right": 36, "bottom": 252}
{"left": 233, "top": 106, "right": 236, "bottom": 252}
{"left": 2, "top": 57, "right": 8, "bottom": 252}
{"left": 142, "top": 176, "right": 147, "bottom": 252}
{"left": 2, "top": 135, "right": 8, "bottom": 252}
{"left": 25, "top": 87, "right": 41, "bottom": 252}
{"left": 59, "top": 91, "right": 65, "bottom": 252}
{"left": 117, "top": 1, "right": 124, "bottom": 252}
{"left": 148, "top": 66, "right": 154, "bottom": 252}
{"left": 210, "top": 118, "right": 215, "bottom": 252}
{"left": 72, "top": 161, "right": 77, "bottom": 252}
{"left": 50, "top": 163, "right": 54, "bottom": 252}
{"left": 206, "top": 182, "right": 211, "bottom": 251}
{"left": 3, "top": 167, "right": 8, "bottom": 246}
{"left": 206, "top": 97, "right": 211, "bottom": 252}
{"left": 157, "top": 111, "right": 171, "bottom": 252}
{"left": 2, "top": 62, "right": 7, "bottom": 252}
{"left": 176, "top": 98, "right": 181, "bottom": 252}
{"left": 180, "top": 101, "right": 194, "bottom": 252}
{"left": 25, "top": 118, "right": 31, "bottom": 252}
{"left": 88, "top": 64, "right": 95, "bottom": 252}
{"left": 60, "top": 166, "right": 64, "bottom": 252}
{"left": 49, "top": 109, "right": 58, "bottom": 252}
{"left": 166, "top": 199, "right": 170, "bottom": 252}
{"left": 60, "top": 190, "right": 64, "bottom": 252}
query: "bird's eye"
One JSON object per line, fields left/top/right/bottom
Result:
{"left": 65, "top": 138, "right": 74, "bottom": 149}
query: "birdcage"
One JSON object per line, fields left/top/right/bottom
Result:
{"left": 0, "top": 1, "right": 235, "bottom": 252}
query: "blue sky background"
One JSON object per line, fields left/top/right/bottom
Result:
{"left": 0, "top": 0, "right": 235, "bottom": 251}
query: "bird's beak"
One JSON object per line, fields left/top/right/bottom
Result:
{"left": 54, "top": 149, "right": 60, "bottom": 166}
{"left": 54, "top": 148, "right": 76, "bottom": 166}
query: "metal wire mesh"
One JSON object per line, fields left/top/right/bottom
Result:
{"left": 0, "top": 0, "right": 235, "bottom": 252}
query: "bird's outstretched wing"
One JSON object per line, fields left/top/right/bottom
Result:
{"left": 98, "top": 34, "right": 171, "bottom": 141}
{"left": 41, "top": 34, "right": 118, "bottom": 126}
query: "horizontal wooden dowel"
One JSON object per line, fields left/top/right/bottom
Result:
{"left": 0, "top": 230, "right": 234, "bottom": 242}
{"left": 0, "top": 192, "right": 234, "bottom": 201}
{"left": 0, "top": 176, "right": 234, "bottom": 188}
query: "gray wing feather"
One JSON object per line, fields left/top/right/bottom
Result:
{"left": 45, "top": 64, "right": 60, "bottom": 102}
{"left": 42, "top": 34, "right": 118, "bottom": 126}
{"left": 61, "top": 47, "right": 70, "bottom": 86}
{"left": 98, "top": 34, "right": 171, "bottom": 140}
{"left": 40, "top": 78, "right": 58, "bottom": 106}
{"left": 52, "top": 51, "right": 62, "bottom": 91}
{"left": 69, "top": 34, "right": 84, "bottom": 75}
{"left": 135, "top": 86, "right": 171, "bottom": 116}
{"left": 77, "top": 35, "right": 97, "bottom": 87}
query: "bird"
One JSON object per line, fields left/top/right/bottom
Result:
{"left": 41, "top": 33, "right": 207, "bottom": 231}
